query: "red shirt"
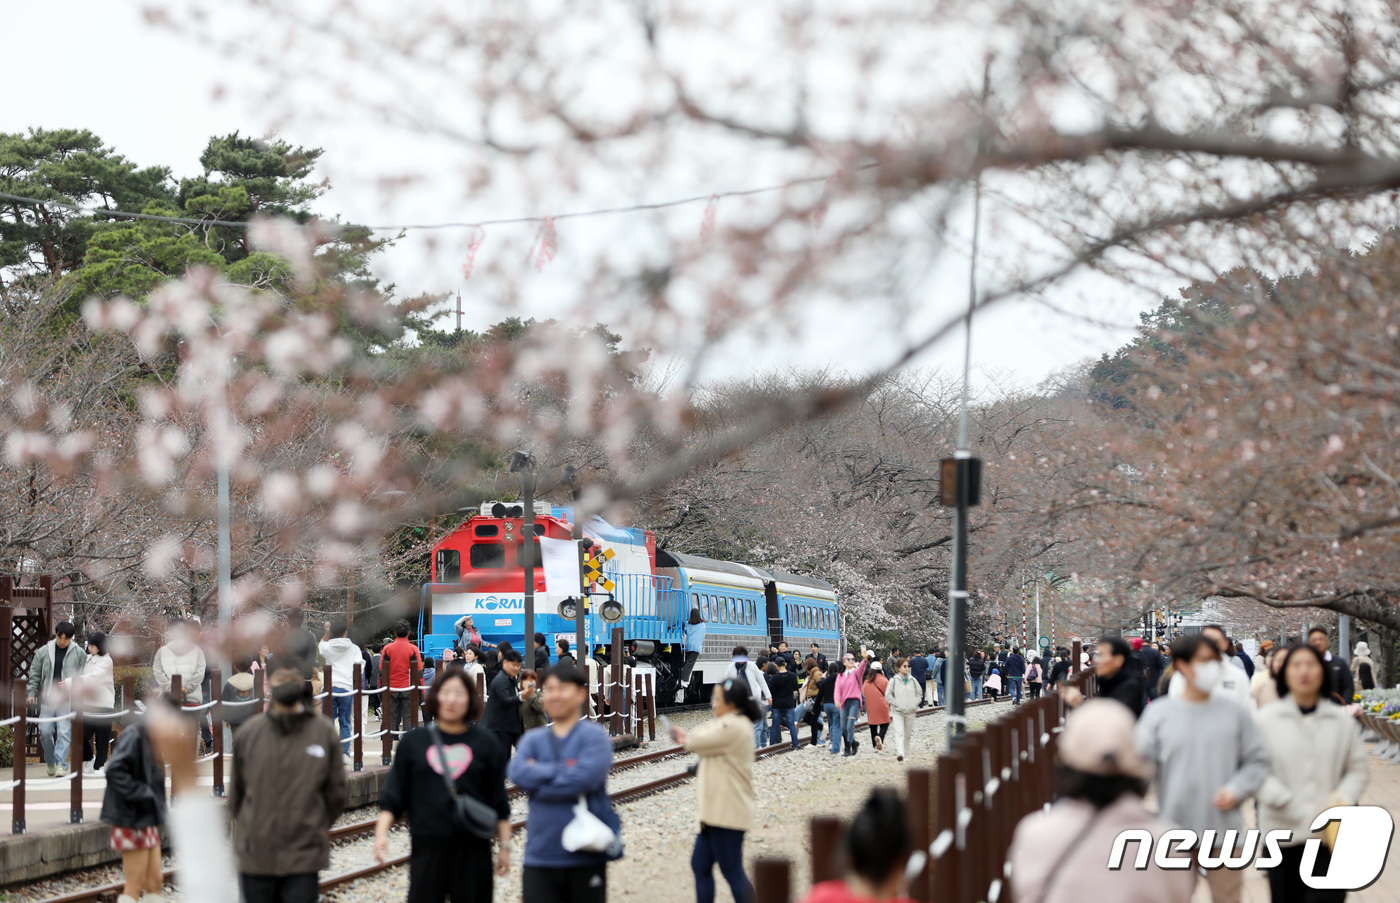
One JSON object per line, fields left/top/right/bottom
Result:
{"left": 381, "top": 637, "right": 423, "bottom": 690}
{"left": 802, "top": 881, "right": 914, "bottom": 903}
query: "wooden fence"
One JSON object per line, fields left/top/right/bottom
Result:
{"left": 751, "top": 643, "right": 1098, "bottom": 903}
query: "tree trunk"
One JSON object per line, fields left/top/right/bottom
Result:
{"left": 1380, "top": 623, "right": 1399, "bottom": 689}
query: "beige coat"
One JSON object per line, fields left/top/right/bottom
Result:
{"left": 685, "top": 711, "right": 755, "bottom": 831}
{"left": 1008, "top": 795, "right": 1194, "bottom": 903}
{"left": 1255, "top": 698, "right": 1368, "bottom": 843}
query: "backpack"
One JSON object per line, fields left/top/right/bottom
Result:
{"left": 225, "top": 681, "right": 258, "bottom": 724}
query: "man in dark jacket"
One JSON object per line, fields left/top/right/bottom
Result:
{"left": 1005, "top": 648, "right": 1026, "bottom": 703}
{"left": 231, "top": 656, "right": 347, "bottom": 903}
{"left": 909, "top": 651, "right": 930, "bottom": 703}
{"left": 967, "top": 651, "right": 987, "bottom": 699}
{"left": 767, "top": 659, "right": 801, "bottom": 749}
{"left": 1136, "top": 639, "right": 1169, "bottom": 700}
{"left": 485, "top": 649, "right": 526, "bottom": 754}
{"left": 1308, "top": 627, "right": 1355, "bottom": 705}
{"left": 1046, "top": 649, "right": 1073, "bottom": 687}
{"left": 1091, "top": 636, "right": 1145, "bottom": 718}
{"left": 809, "top": 643, "right": 828, "bottom": 672}
{"left": 533, "top": 632, "right": 551, "bottom": 677}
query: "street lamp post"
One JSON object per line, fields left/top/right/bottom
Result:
{"left": 509, "top": 451, "right": 538, "bottom": 656}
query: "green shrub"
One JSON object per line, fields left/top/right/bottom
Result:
{"left": 0, "top": 725, "right": 12, "bottom": 769}
{"left": 113, "top": 665, "right": 156, "bottom": 704}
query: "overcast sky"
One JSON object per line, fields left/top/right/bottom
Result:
{"left": 3, "top": 2, "right": 1166, "bottom": 390}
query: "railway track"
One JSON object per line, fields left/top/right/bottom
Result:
{"left": 35, "top": 698, "right": 996, "bottom": 902}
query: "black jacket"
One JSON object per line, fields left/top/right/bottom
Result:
{"left": 380, "top": 724, "right": 510, "bottom": 839}
{"left": 1327, "top": 654, "right": 1355, "bottom": 705}
{"left": 968, "top": 657, "right": 987, "bottom": 679}
{"left": 817, "top": 673, "right": 838, "bottom": 706}
{"left": 1140, "top": 647, "right": 1168, "bottom": 699}
{"left": 1096, "top": 663, "right": 1145, "bottom": 718}
{"left": 484, "top": 670, "right": 523, "bottom": 735}
{"left": 534, "top": 645, "right": 551, "bottom": 675}
{"left": 768, "top": 670, "right": 799, "bottom": 708}
{"left": 100, "top": 723, "right": 167, "bottom": 829}
{"left": 1047, "top": 658, "right": 1072, "bottom": 687}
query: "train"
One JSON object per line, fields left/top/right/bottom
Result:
{"left": 419, "top": 501, "right": 842, "bottom": 701}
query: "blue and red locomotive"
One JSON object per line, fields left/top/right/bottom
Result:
{"left": 420, "top": 502, "right": 841, "bottom": 700}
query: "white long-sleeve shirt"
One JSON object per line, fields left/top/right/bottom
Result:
{"left": 318, "top": 638, "right": 363, "bottom": 691}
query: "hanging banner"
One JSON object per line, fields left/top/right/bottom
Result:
{"left": 540, "top": 536, "right": 580, "bottom": 596}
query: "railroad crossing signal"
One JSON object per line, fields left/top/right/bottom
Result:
{"left": 583, "top": 547, "right": 616, "bottom": 592}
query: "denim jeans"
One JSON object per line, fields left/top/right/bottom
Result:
{"left": 1008, "top": 677, "right": 1023, "bottom": 701}
{"left": 971, "top": 677, "right": 984, "bottom": 700}
{"left": 692, "top": 824, "right": 752, "bottom": 903}
{"left": 841, "top": 698, "right": 861, "bottom": 748}
{"left": 824, "top": 702, "right": 843, "bottom": 753}
{"left": 38, "top": 701, "right": 72, "bottom": 768}
{"left": 752, "top": 705, "right": 769, "bottom": 747}
{"left": 770, "top": 706, "right": 798, "bottom": 749}
{"left": 331, "top": 693, "right": 353, "bottom": 754}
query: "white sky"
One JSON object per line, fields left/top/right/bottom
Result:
{"left": 2, "top": 2, "right": 1166, "bottom": 390}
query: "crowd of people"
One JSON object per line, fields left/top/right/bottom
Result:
{"left": 23, "top": 602, "right": 1386, "bottom": 903}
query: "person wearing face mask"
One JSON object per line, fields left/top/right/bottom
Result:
{"left": 1135, "top": 633, "right": 1270, "bottom": 903}
{"left": 231, "top": 657, "right": 347, "bottom": 903}
{"left": 1165, "top": 624, "right": 1254, "bottom": 710}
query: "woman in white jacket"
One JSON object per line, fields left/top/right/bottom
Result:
{"left": 79, "top": 631, "right": 117, "bottom": 775}
{"left": 1255, "top": 644, "right": 1369, "bottom": 903}
{"left": 884, "top": 658, "right": 922, "bottom": 762}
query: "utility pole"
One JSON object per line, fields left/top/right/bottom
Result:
{"left": 564, "top": 466, "right": 587, "bottom": 665}
{"left": 510, "top": 451, "right": 537, "bottom": 654}
{"left": 1035, "top": 578, "right": 1041, "bottom": 652}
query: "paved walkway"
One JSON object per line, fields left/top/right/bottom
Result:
{"left": 1190, "top": 733, "right": 1400, "bottom": 902}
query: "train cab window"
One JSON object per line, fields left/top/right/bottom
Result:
{"left": 515, "top": 541, "right": 541, "bottom": 568}
{"left": 469, "top": 543, "right": 505, "bottom": 569}
{"left": 436, "top": 549, "right": 460, "bottom": 582}
{"left": 474, "top": 524, "right": 500, "bottom": 537}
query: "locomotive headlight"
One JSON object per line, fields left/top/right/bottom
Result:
{"left": 558, "top": 597, "right": 580, "bottom": 620}
{"left": 600, "top": 597, "right": 625, "bottom": 623}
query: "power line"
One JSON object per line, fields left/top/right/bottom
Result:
{"left": 0, "top": 165, "right": 868, "bottom": 235}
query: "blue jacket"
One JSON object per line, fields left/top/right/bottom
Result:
{"left": 929, "top": 656, "right": 943, "bottom": 682}
{"left": 1006, "top": 653, "right": 1026, "bottom": 678}
{"left": 909, "top": 655, "right": 929, "bottom": 682}
{"left": 684, "top": 620, "right": 706, "bottom": 654}
{"left": 508, "top": 720, "right": 614, "bottom": 867}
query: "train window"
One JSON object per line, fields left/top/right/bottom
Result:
{"left": 727, "top": 598, "right": 736, "bottom": 623}
{"left": 469, "top": 543, "right": 504, "bottom": 569}
{"left": 515, "top": 541, "right": 541, "bottom": 568}
{"left": 749, "top": 600, "right": 756, "bottom": 625}
{"left": 435, "top": 549, "right": 460, "bottom": 583}
{"left": 473, "top": 524, "right": 499, "bottom": 537}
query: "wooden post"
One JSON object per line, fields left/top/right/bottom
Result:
{"left": 907, "top": 768, "right": 932, "bottom": 902}
{"left": 932, "top": 751, "right": 962, "bottom": 903}
{"left": 382, "top": 680, "right": 394, "bottom": 767}
{"left": 609, "top": 627, "right": 624, "bottom": 735}
{"left": 12, "top": 681, "right": 26, "bottom": 834}
{"left": 962, "top": 734, "right": 987, "bottom": 903}
{"left": 645, "top": 672, "right": 657, "bottom": 741}
{"left": 211, "top": 669, "right": 225, "bottom": 797}
{"left": 1070, "top": 639, "right": 1082, "bottom": 676}
{"left": 322, "top": 665, "right": 333, "bottom": 718}
{"left": 252, "top": 670, "right": 263, "bottom": 706}
{"left": 810, "top": 816, "right": 844, "bottom": 884}
{"left": 475, "top": 671, "right": 486, "bottom": 709}
{"left": 0, "top": 577, "right": 12, "bottom": 719}
{"left": 754, "top": 858, "right": 792, "bottom": 903}
{"left": 172, "top": 674, "right": 183, "bottom": 708}
{"left": 69, "top": 676, "right": 83, "bottom": 823}
{"left": 409, "top": 661, "right": 420, "bottom": 728}
{"left": 352, "top": 663, "right": 364, "bottom": 772}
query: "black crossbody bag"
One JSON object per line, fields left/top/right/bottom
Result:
{"left": 428, "top": 724, "right": 498, "bottom": 840}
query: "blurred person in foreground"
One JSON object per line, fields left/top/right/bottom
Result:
{"left": 802, "top": 788, "right": 916, "bottom": 903}
{"left": 377, "top": 666, "right": 512, "bottom": 902}
{"left": 1136, "top": 633, "right": 1270, "bottom": 903}
{"left": 1167, "top": 624, "right": 1254, "bottom": 710}
{"left": 101, "top": 693, "right": 176, "bottom": 903}
{"left": 1256, "top": 644, "right": 1369, "bottom": 903}
{"left": 232, "top": 656, "right": 347, "bottom": 903}
{"left": 510, "top": 664, "right": 615, "bottom": 903}
{"left": 1008, "top": 699, "right": 1194, "bottom": 903}
{"left": 671, "top": 676, "right": 761, "bottom": 903}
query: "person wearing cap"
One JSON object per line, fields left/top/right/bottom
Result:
{"left": 1008, "top": 699, "right": 1194, "bottom": 903}
{"left": 1135, "top": 633, "right": 1270, "bottom": 903}
{"left": 1351, "top": 640, "right": 1377, "bottom": 691}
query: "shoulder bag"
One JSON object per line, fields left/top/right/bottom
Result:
{"left": 427, "top": 724, "right": 498, "bottom": 840}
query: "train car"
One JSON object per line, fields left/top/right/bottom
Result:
{"left": 423, "top": 503, "right": 840, "bottom": 700}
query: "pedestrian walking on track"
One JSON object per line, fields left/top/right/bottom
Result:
{"left": 510, "top": 664, "right": 616, "bottom": 903}
{"left": 835, "top": 651, "right": 866, "bottom": 756}
{"left": 232, "top": 656, "right": 348, "bottom": 903}
{"left": 1256, "top": 644, "right": 1369, "bottom": 903}
{"left": 821, "top": 660, "right": 843, "bottom": 754}
{"left": 884, "top": 658, "right": 921, "bottom": 762}
{"left": 863, "top": 662, "right": 890, "bottom": 750}
{"left": 377, "top": 666, "right": 512, "bottom": 903}
{"left": 671, "top": 676, "right": 760, "bottom": 903}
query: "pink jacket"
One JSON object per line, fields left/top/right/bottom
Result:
{"left": 1007, "top": 795, "right": 1194, "bottom": 903}
{"left": 834, "top": 660, "right": 866, "bottom": 706}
